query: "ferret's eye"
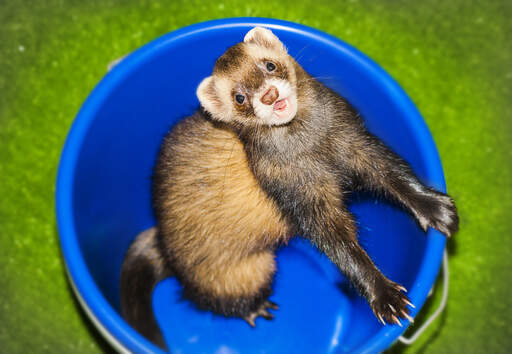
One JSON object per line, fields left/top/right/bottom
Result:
{"left": 235, "top": 94, "right": 245, "bottom": 104}
{"left": 266, "top": 61, "right": 276, "bottom": 72}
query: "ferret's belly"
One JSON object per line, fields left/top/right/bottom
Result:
{"left": 156, "top": 114, "right": 290, "bottom": 297}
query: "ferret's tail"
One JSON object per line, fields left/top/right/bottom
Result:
{"left": 120, "top": 227, "right": 171, "bottom": 349}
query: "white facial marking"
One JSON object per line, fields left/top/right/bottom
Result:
{"left": 243, "top": 27, "right": 269, "bottom": 43}
{"left": 252, "top": 78, "right": 298, "bottom": 126}
{"left": 245, "top": 43, "right": 286, "bottom": 62}
{"left": 243, "top": 27, "right": 286, "bottom": 52}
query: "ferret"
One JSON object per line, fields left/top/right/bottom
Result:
{"left": 120, "top": 27, "right": 458, "bottom": 348}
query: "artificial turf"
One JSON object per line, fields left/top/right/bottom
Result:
{"left": 0, "top": 0, "right": 511, "bottom": 353}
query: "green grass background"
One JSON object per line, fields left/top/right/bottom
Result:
{"left": 0, "top": 0, "right": 511, "bottom": 352}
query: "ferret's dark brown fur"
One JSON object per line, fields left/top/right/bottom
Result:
{"left": 120, "top": 27, "right": 458, "bottom": 347}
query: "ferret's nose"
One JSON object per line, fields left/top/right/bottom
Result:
{"left": 260, "top": 86, "right": 279, "bottom": 105}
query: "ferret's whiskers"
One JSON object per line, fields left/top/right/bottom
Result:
{"left": 292, "top": 44, "right": 311, "bottom": 64}
{"left": 297, "top": 76, "right": 337, "bottom": 86}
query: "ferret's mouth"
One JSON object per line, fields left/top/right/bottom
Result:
{"left": 273, "top": 97, "right": 291, "bottom": 119}
{"left": 254, "top": 83, "right": 297, "bottom": 126}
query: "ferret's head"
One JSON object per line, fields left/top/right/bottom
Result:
{"left": 197, "top": 27, "right": 299, "bottom": 127}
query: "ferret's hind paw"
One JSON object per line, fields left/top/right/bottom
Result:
{"left": 371, "top": 280, "right": 414, "bottom": 327}
{"left": 243, "top": 300, "right": 278, "bottom": 327}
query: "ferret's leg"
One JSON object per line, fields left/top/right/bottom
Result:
{"left": 346, "top": 133, "right": 458, "bottom": 237}
{"left": 254, "top": 167, "right": 412, "bottom": 323}
{"left": 180, "top": 251, "right": 278, "bottom": 326}
{"left": 306, "top": 205, "right": 413, "bottom": 325}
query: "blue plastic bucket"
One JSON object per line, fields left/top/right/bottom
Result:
{"left": 56, "top": 18, "right": 447, "bottom": 353}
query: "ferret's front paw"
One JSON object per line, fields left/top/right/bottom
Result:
{"left": 415, "top": 192, "right": 459, "bottom": 237}
{"left": 370, "top": 280, "right": 414, "bottom": 326}
{"left": 243, "top": 300, "right": 278, "bottom": 327}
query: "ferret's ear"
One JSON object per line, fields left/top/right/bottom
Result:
{"left": 197, "top": 76, "right": 225, "bottom": 119}
{"left": 244, "top": 27, "right": 286, "bottom": 52}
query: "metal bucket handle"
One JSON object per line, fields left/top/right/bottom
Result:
{"left": 399, "top": 249, "right": 449, "bottom": 345}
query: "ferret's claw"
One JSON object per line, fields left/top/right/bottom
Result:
{"left": 257, "top": 307, "right": 274, "bottom": 320}
{"left": 243, "top": 300, "right": 279, "bottom": 327}
{"left": 403, "top": 299, "right": 416, "bottom": 309}
{"left": 391, "top": 315, "right": 402, "bottom": 327}
{"left": 244, "top": 312, "right": 257, "bottom": 327}
{"left": 377, "top": 314, "right": 386, "bottom": 325}
{"left": 401, "top": 310, "right": 414, "bottom": 323}
{"left": 388, "top": 304, "right": 396, "bottom": 313}
{"left": 396, "top": 285, "right": 407, "bottom": 293}
{"left": 264, "top": 300, "right": 279, "bottom": 310}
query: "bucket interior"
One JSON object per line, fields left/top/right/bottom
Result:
{"left": 69, "top": 23, "right": 439, "bottom": 353}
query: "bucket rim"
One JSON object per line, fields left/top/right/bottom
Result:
{"left": 55, "top": 17, "right": 447, "bottom": 354}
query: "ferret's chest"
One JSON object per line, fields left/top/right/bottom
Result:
{"left": 247, "top": 135, "right": 334, "bottom": 187}
{"left": 243, "top": 131, "right": 344, "bottom": 217}
{"left": 163, "top": 119, "right": 291, "bottom": 252}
